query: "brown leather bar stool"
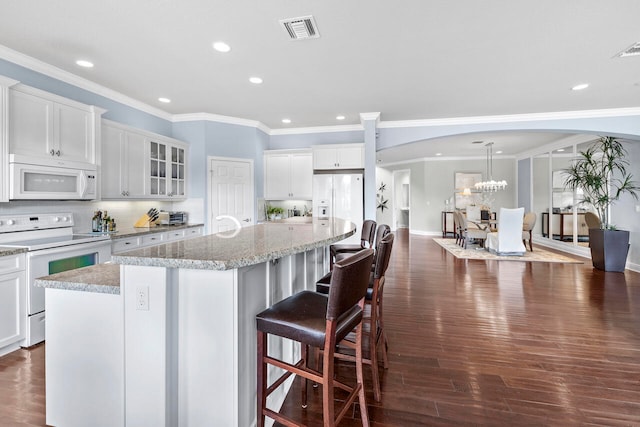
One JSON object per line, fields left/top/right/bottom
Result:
{"left": 256, "top": 249, "right": 374, "bottom": 427}
{"left": 330, "top": 219, "right": 376, "bottom": 270}
{"left": 334, "top": 224, "right": 390, "bottom": 268}
{"left": 316, "top": 233, "right": 395, "bottom": 402}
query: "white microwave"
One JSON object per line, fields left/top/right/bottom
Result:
{"left": 10, "top": 162, "right": 97, "bottom": 200}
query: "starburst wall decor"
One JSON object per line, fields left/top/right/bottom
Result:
{"left": 377, "top": 182, "right": 388, "bottom": 212}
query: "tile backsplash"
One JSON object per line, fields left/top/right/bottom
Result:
{"left": 0, "top": 198, "right": 205, "bottom": 233}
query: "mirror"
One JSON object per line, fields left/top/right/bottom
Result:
{"left": 551, "top": 146, "right": 574, "bottom": 245}
{"left": 533, "top": 152, "right": 550, "bottom": 241}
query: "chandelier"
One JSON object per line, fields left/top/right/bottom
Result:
{"left": 474, "top": 142, "right": 507, "bottom": 192}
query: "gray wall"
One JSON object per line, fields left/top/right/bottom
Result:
{"left": 381, "top": 157, "right": 516, "bottom": 234}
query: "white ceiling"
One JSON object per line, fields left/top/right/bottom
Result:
{"left": 0, "top": 0, "right": 639, "bottom": 159}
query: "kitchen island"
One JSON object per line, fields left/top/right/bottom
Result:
{"left": 36, "top": 218, "right": 355, "bottom": 427}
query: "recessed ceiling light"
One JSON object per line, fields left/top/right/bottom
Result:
{"left": 249, "top": 77, "right": 263, "bottom": 84}
{"left": 435, "top": 153, "right": 442, "bottom": 156}
{"left": 282, "top": 118, "right": 291, "bottom": 124}
{"left": 557, "top": 148, "right": 565, "bottom": 152}
{"left": 336, "top": 115, "right": 345, "bottom": 120}
{"left": 212, "top": 41, "right": 231, "bottom": 53}
{"left": 158, "top": 97, "right": 171, "bottom": 103}
{"left": 496, "top": 150, "right": 503, "bottom": 154}
{"left": 76, "top": 59, "right": 94, "bottom": 68}
{"left": 572, "top": 83, "right": 589, "bottom": 91}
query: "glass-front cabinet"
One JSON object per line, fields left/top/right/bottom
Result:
{"left": 149, "top": 140, "right": 186, "bottom": 198}
{"left": 149, "top": 141, "right": 167, "bottom": 196}
{"left": 170, "top": 146, "right": 185, "bottom": 197}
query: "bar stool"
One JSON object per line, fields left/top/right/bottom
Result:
{"left": 334, "top": 224, "right": 390, "bottom": 267}
{"left": 256, "top": 249, "right": 374, "bottom": 427}
{"left": 316, "top": 233, "right": 394, "bottom": 402}
{"left": 330, "top": 219, "right": 376, "bottom": 269}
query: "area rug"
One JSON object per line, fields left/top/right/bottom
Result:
{"left": 433, "top": 238, "right": 583, "bottom": 264}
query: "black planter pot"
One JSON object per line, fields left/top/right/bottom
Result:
{"left": 589, "top": 229, "right": 630, "bottom": 272}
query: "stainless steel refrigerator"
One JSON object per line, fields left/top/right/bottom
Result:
{"left": 313, "top": 173, "right": 364, "bottom": 245}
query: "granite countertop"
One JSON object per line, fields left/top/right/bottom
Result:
{"left": 112, "top": 217, "right": 355, "bottom": 271}
{"left": 0, "top": 246, "right": 28, "bottom": 257}
{"left": 92, "top": 223, "right": 204, "bottom": 240}
{"left": 34, "top": 263, "right": 120, "bottom": 295}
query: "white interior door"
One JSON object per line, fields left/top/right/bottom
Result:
{"left": 208, "top": 157, "right": 254, "bottom": 233}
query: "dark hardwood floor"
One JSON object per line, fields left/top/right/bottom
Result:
{"left": 1, "top": 230, "right": 640, "bottom": 426}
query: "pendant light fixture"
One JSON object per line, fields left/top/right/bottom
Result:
{"left": 474, "top": 142, "right": 507, "bottom": 192}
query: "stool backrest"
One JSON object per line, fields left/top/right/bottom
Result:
{"left": 373, "top": 224, "right": 391, "bottom": 250}
{"left": 374, "top": 233, "right": 394, "bottom": 279}
{"left": 327, "top": 248, "right": 374, "bottom": 320}
{"left": 361, "top": 220, "right": 377, "bottom": 248}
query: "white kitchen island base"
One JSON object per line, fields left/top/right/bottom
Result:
{"left": 39, "top": 218, "right": 353, "bottom": 427}
{"left": 125, "top": 247, "right": 324, "bottom": 426}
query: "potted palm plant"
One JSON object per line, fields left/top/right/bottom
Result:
{"left": 563, "top": 136, "right": 639, "bottom": 272}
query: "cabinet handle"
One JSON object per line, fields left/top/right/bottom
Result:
{"left": 50, "top": 149, "right": 55, "bottom": 156}
{"left": 121, "top": 191, "right": 126, "bottom": 196}
{"left": 126, "top": 191, "right": 130, "bottom": 196}
{"left": 56, "top": 150, "right": 61, "bottom": 156}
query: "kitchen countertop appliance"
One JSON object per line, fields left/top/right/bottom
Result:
{"left": 157, "top": 211, "right": 187, "bottom": 225}
{"left": 0, "top": 213, "right": 111, "bottom": 347}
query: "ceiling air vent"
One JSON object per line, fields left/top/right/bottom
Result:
{"left": 279, "top": 15, "right": 320, "bottom": 40}
{"left": 616, "top": 41, "right": 640, "bottom": 58}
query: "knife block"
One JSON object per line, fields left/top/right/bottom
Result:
{"left": 134, "top": 214, "right": 157, "bottom": 228}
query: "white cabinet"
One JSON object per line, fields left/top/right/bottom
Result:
{"left": 111, "top": 236, "right": 141, "bottom": 254}
{"left": 0, "top": 253, "right": 26, "bottom": 356}
{"left": 312, "top": 143, "right": 364, "bottom": 170}
{"left": 264, "top": 150, "right": 312, "bottom": 199}
{"left": 111, "top": 227, "right": 204, "bottom": 254}
{"left": 0, "top": 76, "right": 19, "bottom": 203}
{"left": 9, "top": 85, "right": 98, "bottom": 166}
{"left": 101, "top": 120, "right": 187, "bottom": 200}
{"left": 149, "top": 140, "right": 186, "bottom": 198}
{"left": 101, "top": 122, "right": 147, "bottom": 199}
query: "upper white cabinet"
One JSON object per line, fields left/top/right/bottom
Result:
{"left": 0, "top": 76, "right": 19, "bottom": 203}
{"left": 312, "top": 143, "right": 364, "bottom": 170}
{"left": 101, "top": 122, "right": 147, "bottom": 199}
{"left": 264, "top": 150, "right": 312, "bottom": 200}
{"left": 9, "top": 85, "right": 100, "bottom": 167}
{"left": 101, "top": 120, "right": 187, "bottom": 200}
{"left": 149, "top": 139, "right": 186, "bottom": 198}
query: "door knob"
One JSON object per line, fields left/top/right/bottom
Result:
{"left": 243, "top": 218, "right": 251, "bottom": 222}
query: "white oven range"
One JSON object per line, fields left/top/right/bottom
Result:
{"left": 0, "top": 213, "right": 111, "bottom": 347}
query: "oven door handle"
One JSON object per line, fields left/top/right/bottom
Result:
{"left": 27, "top": 240, "right": 111, "bottom": 258}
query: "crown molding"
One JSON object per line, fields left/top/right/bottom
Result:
{"left": 377, "top": 154, "right": 515, "bottom": 167}
{"left": 378, "top": 107, "right": 640, "bottom": 129}
{"left": 360, "top": 112, "right": 381, "bottom": 125}
{"left": 172, "top": 112, "right": 270, "bottom": 134}
{"left": 270, "top": 124, "right": 363, "bottom": 136}
{"left": 0, "top": 44, "right": 173, "bottom": 121}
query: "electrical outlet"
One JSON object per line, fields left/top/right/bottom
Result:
{"left": 136, "top": 285, "right": 149, "bottom": 311}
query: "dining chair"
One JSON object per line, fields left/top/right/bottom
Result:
{"left": 584, "top": 212, "right": 601, "bottom": 229}
{"left": 486, "top": 207, "right": 526, "bottom": 255}
{"left": 522, "top": 212, "right": 537, "bottom": 251}
{"left": 459, "top": 211, "right": 488, "bottom": 249}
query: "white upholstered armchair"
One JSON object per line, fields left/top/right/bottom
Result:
{"left": 486, "top": 207, "right": 526, "bottom": 256}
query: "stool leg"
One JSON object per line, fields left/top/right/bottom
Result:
{"left": 322, "top": 332, "right": 336, "bottom": 426}
{"left": 301, "top": 344, "right": 309, "bottom": 408}
{"left": 369, "top": 314, "right": 381, "bottom": 402}
{"left": 355, "top": 320, "right": 370, "bottom": 427}
{"left": 256, "top": 331, "right": 267, "bottom": 427}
